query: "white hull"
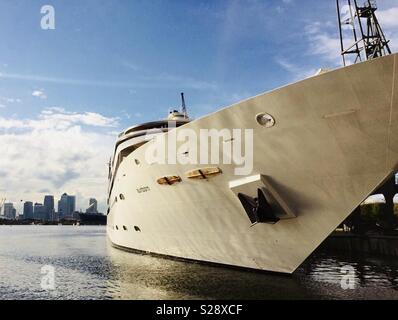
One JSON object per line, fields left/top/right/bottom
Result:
{"left": 107, "top": 54, "right": 398, "bottom": 274}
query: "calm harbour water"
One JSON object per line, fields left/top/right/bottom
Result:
{"left": 0, "top": 226, "right": 397, "bottom": 300}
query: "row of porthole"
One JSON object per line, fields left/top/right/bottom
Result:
{"left": 114, "top": 225, "right": 141, "bottom": 232}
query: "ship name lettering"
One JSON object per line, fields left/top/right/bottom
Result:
{"left": 136, "top": 186, "right": 150, "bottom": 193}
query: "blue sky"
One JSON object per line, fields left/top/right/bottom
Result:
{"left": 0, "top": 0, "right": 397, "bottom": 213}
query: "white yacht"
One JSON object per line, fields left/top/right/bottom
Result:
{"left": 107, "top": 1, "right": 398, "bottom": 273}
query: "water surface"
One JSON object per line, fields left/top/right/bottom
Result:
{"left": 0, "top": 226, "right": 397, "bottom": 300}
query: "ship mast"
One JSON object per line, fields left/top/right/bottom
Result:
{"left": 181, "top": 92, "right": 188, "bottom": 119}
{"left": 336, "top": 0, "right": 391, "bottom": 66}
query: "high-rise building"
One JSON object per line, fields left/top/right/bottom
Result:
{"left": 58, "top": 193, "right": 76, "bottom": 219}
{"left": 57, "top": 196, "right": 66, "bottom": 219}
{"left": 86, "top": 198, "right": 98, "bottom": 214}
{"left": 4, "top": 203, "right": 16, "bottom": 220}
{"left": 43, "top": 195, "right": 55, "bottom": 221}
{"left": 23, "top": 201, "right": 34, "bottom": 220}
{"left": 34, "top": 203, "right": 46, "bottom": 220}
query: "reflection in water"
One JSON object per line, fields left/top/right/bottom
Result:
{"left": 0, "top": 226, "right": 397, "bottom": 300}
{"left": 106, "top": 246, "right": 308, "bottom": 300}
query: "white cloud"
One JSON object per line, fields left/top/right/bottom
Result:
{"left": 378, "top": 6, "right": 398, "bottom": 52}
{"left": 378, "top": 7, "right": 398, "bottom": 28}
{"left": 0, "top": 96, "right": 22, "bottom": 104}
{"left": 140, "top": 73, "right": 218, "bottom": 90}
{"left": 274, "top": 19, "right": 342, "bottom": 82}
{"left": 275, "top": 58, "right": 318, "bottom": 81}
{"left": 304, "top": 21, "right": 342, "bottom": 67}
{"left": 121, "top": 61, "right": 140, "bottom": 71}
{"left": 32, "top": 90, "right": 47, "bottom": 100}
{"left": 39, "top": 107, "right": 119, "bottom": 128}
{"left": 0, "top": 72, "right": 217, "bottom": 91}
{"left": 277, "top": 0, "right": 293, "bottom": 13}
{"left": 0, "top": 108, "right": 120, "bottom": 213}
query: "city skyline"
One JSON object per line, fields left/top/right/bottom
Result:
{"left": 1, "top": 193, "right": 100, "bottom": 220}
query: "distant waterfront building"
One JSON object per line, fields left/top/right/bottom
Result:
{"left": 33, "top": 203, "right": 46, "bottom": 220}
{"left": 23, "top": 201, "right": 34, "bottom": 220}
{"left": 86, "top": 198, "right": 98, "bottom": 214}
{"left": 44, "top": 195, "right": 55, "bottom": 221}
{"left": 4, "top": 203, "right": 16, "bottom": 220}
{"left": 58, "top": 193, "right": 76, "bottom": 219}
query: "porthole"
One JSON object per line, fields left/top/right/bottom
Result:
{"left": 256, "top": 113, "right": 275, "bottom": 128}
{"left": 123, "top": 225, "right": 127, "bottom": 231}
{"left": 120, "top": 194, "right": 125, "bottom": 200}
{"left": 135, "top": 159, "right": 140, "bottom": 165}
{"left": 134, "top": 226, "right": 141, "bottom": 232}
{"left": 115, "top": 225, "right": 119, "bottom": 230}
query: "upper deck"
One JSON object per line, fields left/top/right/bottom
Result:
{"left": 107, "top": 110, "right": 191, "bottom": 201}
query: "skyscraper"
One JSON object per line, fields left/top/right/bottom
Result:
{"left": 33, "top": 203, "right": 46, "bottom": 220}
{"left": 23, "top": 201, "right": 34, "bottom": 220}
{"left": 43, "top": 195, "right": 55, "bottom": 221}
{"left": 4, "top": 203, "right": 16, "bottom": 220}
{"left": 69, "top": 195, "right": 76, "bottom": 216}
{"left": 58, "top": 193, "right": 76, "bottom": 219}
{"left": 86, "top": 198, "right": 98, "bottom": 214}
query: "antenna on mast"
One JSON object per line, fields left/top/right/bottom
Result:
{"left": 181, "top": 92, "right": 188, "bottom": 119}
{"left": 336, "top": 0, "right": 391, "bottom": 66}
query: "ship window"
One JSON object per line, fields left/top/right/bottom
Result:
{"left": 115, "top": 225, "right": 119, "bottom": 230}
{"left": 134, "top": 226, "right": 141, "bottom": 232}
{"left": 135, "top": 159, "right": 140, "bottom": 165}
{"left": 120, "top": 194, "right": 125, "bottom": 200}
{"left": 120, "top": 145, "right": 136, "bottom": 161}
{"left": 119, "top": 142, "right": 147, "bottom": 165}
{"left": 123, "top": 225, "right": 127, "bottom": 231}
{"left": 112, "top": 142, "right": 147, "bottom": 185}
